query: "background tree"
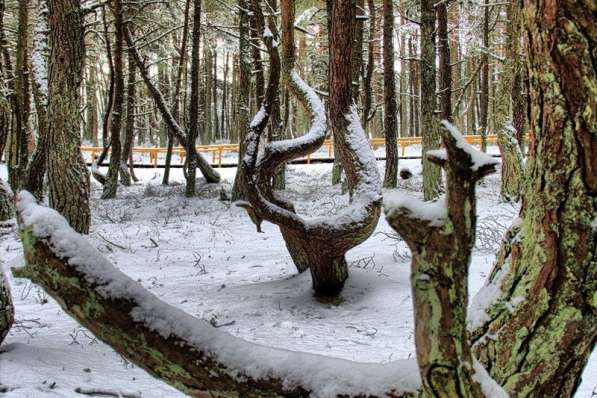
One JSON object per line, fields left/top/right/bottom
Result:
{"left": 46, "top": 0, "right": 90, "bottom": 233}
{"left": 382, "top": 0, "right": 398, "bottom": 188}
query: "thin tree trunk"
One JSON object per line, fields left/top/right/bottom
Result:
{"left": 120, "top": 41, "right": 137, "bottom": 186}
{"left": 479, "top": 0, "right": 489, "bottom": 151}
{"left": 382, "top": 0, "right": 397, "bottom": 188}
{"left": 186, "top": 0, "right": 201, "bottom": 197}
{"left": 437, "top": 0, "right": 451, "bottom": 122}
{"left": 102, "top": 0, "right": 125, "bottom": 199}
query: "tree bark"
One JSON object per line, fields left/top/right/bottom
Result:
{"left": 386, "top": 122, "right": 499, "bottom": 397}
{"left": 420, "top": 0, "right": 442, "bottom": 200}
{"left": 231, "top": 0, "right": 252, "bottom": 201}
{"left": 382, "top": 0, "right": 398, "bottom": 188}
{"left": 0, "top": 269, "right": 13, "bottom": 346}
{"left": 102, "top": 0, "right": 125, "bottom": 199}
{"left": 186, "top": 0, "right": 201, "bottom": 197}
{"left": 437, "top": 0, "right": 451, "bottom": 122}
{"left": 479, "top": 0, "right": 489, "bottom": 151}
{"left": 472, "top": 1, "right": 596, "bottom": 396}
{"left": 47, "top": 0, "right": 90, "bottom": 234}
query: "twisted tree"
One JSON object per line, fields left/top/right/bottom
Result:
{"left": 385, "top": 121, "right": 501, "bottom": 397}
{"left": 241, "top": 0, "right": 382, "bottom": 297}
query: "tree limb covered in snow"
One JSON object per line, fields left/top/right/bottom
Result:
{"left": 384, "top": 121, "right": 502, "bottom": 398}
{"left": 13, "top": 191, "right": 419, "bottom": 398}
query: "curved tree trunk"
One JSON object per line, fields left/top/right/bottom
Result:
{"left": 241, "top": 0, "right": 382, "bottom": 297}
{"left": 471, "top": 1, "right": 596, "bottom": 396}
{"left": 47, "top": 0, "right": 90, "bottom": 234}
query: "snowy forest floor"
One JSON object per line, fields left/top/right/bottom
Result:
{"left": 1, "top": 156, "right": 595, "bottom": 397}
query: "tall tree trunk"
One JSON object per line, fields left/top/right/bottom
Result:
{"left": 120, "top": 42, "right": 137, "bottom": 186}
{"left": 186, "top": 0, "right": 201, "bottom": 197}
{"left": 472, "top": 1, "right": 596, "bottom": 396}
{"left": 231, "top": 0, "right": 251, "bottom": 201}
{"left": 437, "top": 0, "right": 451, "bottom": 122}
{"left": 509, "top": 0, "right": 525, "bottom": 151}
{"left": 479, "top": 0, "right": 489, "bottom": 152}
{"left": 362, "top": 0, "right": 375, "bottom": 131}
{"left": 47, "top": 0, "right": 90, "bottom": 234}
{"left": 382, "top": 0, "right": 397, "bottom": 188}
{"left": 398, "top": 4, "right": 407, "bottom": 138}
{"left": 10, "top": 0, "right": 31, "bottom": 190}
{"left": 420, "top": 0, "right": 441, "bottom": 200}
{"left": 102, "top": 0, "right": 124, "bottom": 199}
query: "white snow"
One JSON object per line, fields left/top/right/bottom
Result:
{"left": 467, "top": 257, "right": 511, "bottom": 331}
{"left": 472, "top": 358, "right": 509, "bottom": 398}
{"left": 441, "top": 120, "right": 499, "bottom": 171}
{"left": 384, "top": 192, "right": 446, "bottom": 227}
{"left": 263, "top": 26, "right": 273, "bottom": 38}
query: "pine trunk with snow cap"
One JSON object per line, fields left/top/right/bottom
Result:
{"left": 385, "top": 121, "right": 501, "bottom": 398}
{"left": 14, "top": 191, "right": 421, "bottom": 398}
{"left": 471, "top": 1, "right": 596, "bottom": 395}
{"left": 0, "top": 269, "right": 13, "bottom": 346}
{"left": 242, "top": 0, "right": 382, "bottom": 297}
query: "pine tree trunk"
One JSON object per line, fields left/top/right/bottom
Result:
{"left": 479, "top": 0, "right": 489, "bottom": 152}
{"left": 472, "top": 1, "right": 596, "bottom": 395}
{"left": 186, "top": 0, "right": 201, "bottom": 197}
{"left": 47, "top": 0, "right": 90, "bottom": 234}
{"left": 231, "top": 0, "right": 251, "bottom": 201}
{"left": 101, "top": 0, "right": 124, "bottom": 199}
{"left": 382, "top": 0, "right": 397, "bottom": 188}
{"left": 120, "top": 43, "right": 137, "bottom": 186}
{"left": 420, "top": 0, "right": 442, "bottom": 200}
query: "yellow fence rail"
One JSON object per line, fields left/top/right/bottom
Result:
{"left": 82, "top": 134, "right": 498, "bottom": 168}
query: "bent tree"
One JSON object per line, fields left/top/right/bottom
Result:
{"left": 470, "top": 0, "right": 596, "bottom": 395}
{"left": 242, "top": 0, "right": 382, "bottom": 297}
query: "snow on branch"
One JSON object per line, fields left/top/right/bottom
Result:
{"left": 14, "top": 191, "right": 420, "bottom": 398}
{"left": 441, "top": 120, "right": 499, "bottom": 173}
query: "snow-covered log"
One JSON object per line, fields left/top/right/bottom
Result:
{"left": 384, "top": 121, "right": 502, "bottom": 398}
{"left": 13, "top": 191, "right": 421, "bottom": 398}
{"left": 242, "top": 1, "right": 382, "bottom": 297}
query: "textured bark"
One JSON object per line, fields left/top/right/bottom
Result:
{"left": 508, "top": 0, "right": 525, "bottom": 150}
{"left": 9, "top": 0, "right": 31, "bottom": 190}
{"left": 121, "top": 44, "right": 137, "bottom": 186}
{"left": 241, "top": 0, "right": 381, "bottom": 297}
{"left": 479, "top": 0, "right": 489, "bottom": 151}
{"left": 231, "top": 0, "right": 252, "bottom": 201}
{"left": 420, "top": 0, "right": 442, "bottom": 200}
{"left": 186, "top": 0, "right": 201, "bottom": 197}
{"left": 495, "top": 0, "right": 524, "bottom": 203}
{"left": 102, "top": 0, "right": 125, "bottom": 199}
{"left": 362, "top": 0, "right": 375, "bottom": 131}
{"left": 0, "top": 269, "right": 13, "bottom": 346}
{"left": 0, "top": 178, "right": 13, "bottom": 221}
{"left": 496, "top": 126, "right": 523, "bottom": 202}
{"left": 386, "top": 122, "right": 498, "bottom": 397}
{"left": 382, "top": 0, "right": 398, "bottom": 188}
{"left": 437, "top": 0, "right": 451, "bottom": 122}
{"left": 472, "top": 1, "right": 596, "bottom": 396}
{"left": 47, "top": 0, "right": 90, "bottom": 234}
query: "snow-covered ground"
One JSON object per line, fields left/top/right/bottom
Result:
{"left": 0, "top": 156, "right": 595, "bottom": 397}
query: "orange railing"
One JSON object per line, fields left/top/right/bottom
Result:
{"left": 82, "top": 134, "right": 498, "bottom": 168}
